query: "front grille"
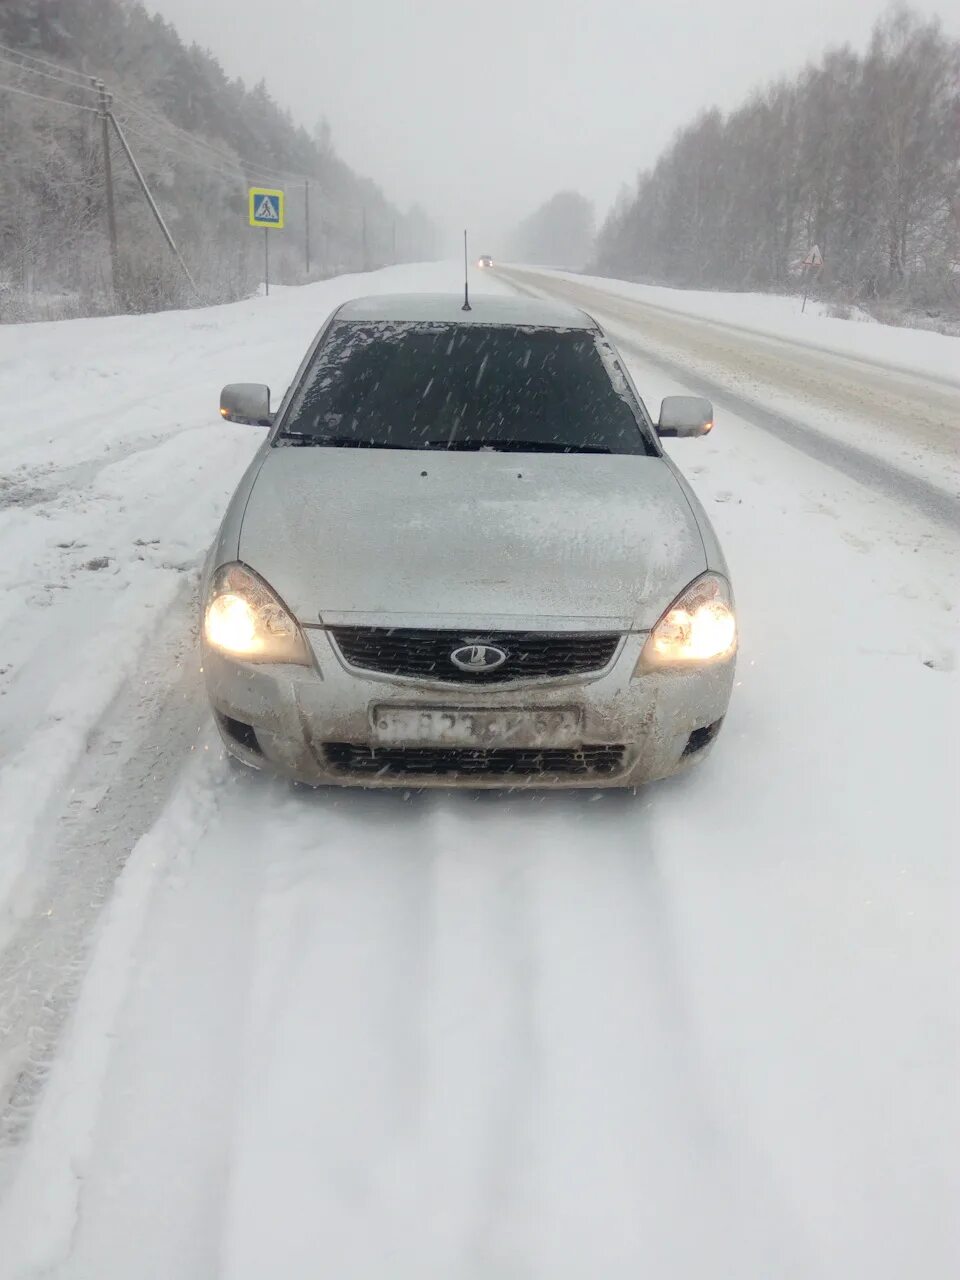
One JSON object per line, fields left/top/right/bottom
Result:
{"left": 329, "top": 627, "right": 621, "bottom": 683}
{"left": 323, "top": 742, "right": 627, "bottom": 778}
{"left": 324, "top": 743, "right": 627, "bottom": 779}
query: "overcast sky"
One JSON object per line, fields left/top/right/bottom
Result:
{"left": 147, "top": 0, "right": 957, "bottom": 252}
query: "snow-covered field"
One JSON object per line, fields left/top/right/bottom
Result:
{"left": 0, "top": 261, "right": 957, "bottom": 1279}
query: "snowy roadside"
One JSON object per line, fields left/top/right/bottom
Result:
{"left": 0, "top": 285, "right": 956, "bottom": 1277}
{"left": 529, "top": 266, "right": 960, "bottom": 389}
{"left": 500, "top": 267, "right": 960, "bottom": 503}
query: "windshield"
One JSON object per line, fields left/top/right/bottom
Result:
{"left": 277, "top": 320, "right": 657, "bottom": 455}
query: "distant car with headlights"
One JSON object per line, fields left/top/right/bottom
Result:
{"left": 203, "top": 293, "right": 736, "bottom": 788}
{"left": 477, "top": 255, "right": 493, "bottom": 268}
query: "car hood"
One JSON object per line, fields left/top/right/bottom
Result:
{"left": 238, "top": 448, "right": 706, "bottom": 630}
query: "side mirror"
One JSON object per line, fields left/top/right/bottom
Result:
{"left": 220, "top": 383, "right": 273, "bottom": 427}
{"left": 657, "top": 395, "right": 714, "bottom": 438}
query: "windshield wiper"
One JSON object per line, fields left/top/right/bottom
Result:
{"left": 276, "top": 434, "right": 410, "bottom": 448}
{"left": 276, "top": 434, "right": 616, "bottom": 454}
{"left": 420, "top": 440, "right": 614, "bottom": 454}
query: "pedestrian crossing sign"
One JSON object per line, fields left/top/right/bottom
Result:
{"left": 249, "top": 187, "right": 284, "bottom": 229}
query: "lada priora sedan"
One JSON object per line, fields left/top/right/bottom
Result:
{"left": 202, "top": 293, "right": 736, "bottom": 788}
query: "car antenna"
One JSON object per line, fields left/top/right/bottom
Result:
{"left": 462, "top": 228, "right": 472, "bottom": 311}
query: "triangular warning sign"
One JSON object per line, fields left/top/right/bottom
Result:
{"left": 802, "top": 244, "right": 823, "bottom": 267}
{"left": 255, "top": 196, "right": 279, "bottom": 221}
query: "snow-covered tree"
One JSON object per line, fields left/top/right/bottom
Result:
{"left": 593, "top": 8, "right": 960, "bottom": 310}
{"left": 512, "top": 191, "right": 595, "bottom": 269}
{"left": 0, "top": 0, "right": 437, "bottom": 318}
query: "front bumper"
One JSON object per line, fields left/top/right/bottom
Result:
{"left": 202, "top": 627, "right": 735, "bottom": 788}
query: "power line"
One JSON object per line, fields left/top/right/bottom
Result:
{"left": 114, "top": 104, "right": 282, "bottom": 185}
{"left": 0, "top": 40, "right": 92, "bottom": 84}
{"left": 111, "top": 91, "right": 312, "bottom": 184}
{"left": 0, "top": 79, "right": 99, "bottom": 114}
{"left": 0, "top": 79, "right": 302, "bottom": 199}
{"left": 0, "top": 45, "right": 318, "bottom": 186}
{"left": 117, "top": 116, "right": 251, "bottom": 185}
{"left": 113, "top": 95, "right": 265, "bottom": 173}
{"left": 0, "top": 52, "right": 99, "bottom": 95}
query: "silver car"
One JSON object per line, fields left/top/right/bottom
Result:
{"left": 202, "top": 293, "right": 736, "bottom": 788}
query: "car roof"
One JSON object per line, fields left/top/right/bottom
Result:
{"left": 335, "top": 292, "right": 596, "bottom": 330}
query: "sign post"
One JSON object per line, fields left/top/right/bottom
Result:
{"left": 249, "top": 187, "right": 285, "bottom": 296}
{"left": 800, "top": 244, "right": 824, "bottom": 314}
{"left": 304, "top": 180, "right": 311, "bottom": 276}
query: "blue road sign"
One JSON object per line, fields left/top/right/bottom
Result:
{"left": 249, "top": 187, "right": 285, "bottom": 229}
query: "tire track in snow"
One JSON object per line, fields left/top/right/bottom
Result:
{"left": 474, "top": 795, "right": 803, "bottom": 1276}
{"left": 0, "top": 424, "right": 253, "bottom": 762}
{"left": 405, "top": 794, "right": 543, "bottom": 1274}
{"left": 10, "top": 763, "right": 268, "bottom": 1279}
{"left": 218, "top": 786, "right": 451, "bottom": 1280}
{"left": 0, "top": 585, "right": 204, "bottom": 1162}
{"left": 0, "top": 424, "right": 204, "bottom": 515}
{"left": 453, "top": 797, "right": 541, "bottom": 1275}
{"left": 209, "top": 786, "right": 543, "bottom": 1278}
{"left": 213, "top": 789, "right": 804, "bottom": 1277}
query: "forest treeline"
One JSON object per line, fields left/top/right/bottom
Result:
{"left": 510, "top": 191, "right": 595, "bottom": 270}
{"left": 0, "top": 0, "right": 438, "bottom": 319}
{"left": 594, "top": 8, "right": 959, "bottom": 314}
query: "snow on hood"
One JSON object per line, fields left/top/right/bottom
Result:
{"left": 238, "top": 447, "right": 706, "bottom": 630}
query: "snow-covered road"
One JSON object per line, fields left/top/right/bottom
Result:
{"left": 498, "top": 266, "right": 960, "bottom": 521}
{"left": 0, "top": 262, "right": 956, "bottom": 1279}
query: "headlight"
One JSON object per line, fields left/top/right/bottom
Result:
{"left": 203, "top": 563, "right": 310, "bottom": 665}
{"left": 637, "top": 573, "right": 736, "bottom": 670}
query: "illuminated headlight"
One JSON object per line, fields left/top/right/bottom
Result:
{"left": 203, "top": 563, "right": 310, "bottom": 665}
{"left": 637, "top": 573, "right": 736, "bottom": 670}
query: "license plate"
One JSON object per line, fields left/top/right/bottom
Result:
{"left": 371, "top": 706, "right": 582, "bottom": 748}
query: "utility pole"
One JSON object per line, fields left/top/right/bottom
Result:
{"left": 304, "top": 180, "right": 311, "bottom": 277}
{"left": 361, "top": 206, "right": 368, "bottom": 271}
{"left": 392, "top": 219, "right": 397, "bottom": 262}
{"left": 96, "top": 79, "right": 119, "bottom": 303}
{"left": 108, "top": 111, "right": 201, "bottom": 300}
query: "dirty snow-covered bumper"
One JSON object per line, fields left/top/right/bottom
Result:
{"left": 202, "top": 628, "right": 735, "bottom": 789}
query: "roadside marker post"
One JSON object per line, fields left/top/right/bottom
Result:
{"left": 249, "top": 187, "right": 285, "bottom": 296}
{"left": 800, "top": 244, "right": 824, "bottom": 313}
